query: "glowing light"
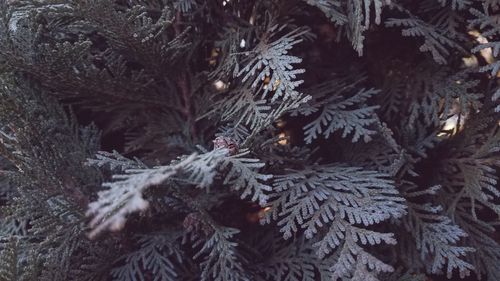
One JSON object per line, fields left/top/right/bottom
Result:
{"left": 443, "top": 115, "right": 459, "bottom": 131}
{"left": 276, "top": 119, "right": 286, "bottom": 128}
{"left": 272, "top": 79, "right": 281, "bottom": 91}
{"left": 438, "top": 114, "right": 466, "bottom": 138}
{"left": 469, "top": 30, "right": 494, "bottom": 64}
{"left": 240, "top": 39, "right": 246, "bottom": 48}
{"left": 469, "top": 30, "right": 499, "bottom": 77}
{"left": 257, "top": 207, "right": 272, "bottom": 219}
{"left": 462, "top": 55, "right": 478, "bottom": 68}
{"left": 278, "top": 132, "right": 288, "bottom": 145}
{"left": 246, "top": 206, "right": 272, "bottom": 223}
{"left": 209, "top": 48, "right": 220, "bottom": 66}
{"left": 213, "top": 80, "right": 227, "bottom": 91}
{"left": 263, "top": 76, "right": 271, "bottom": 90}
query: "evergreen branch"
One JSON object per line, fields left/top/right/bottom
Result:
{"left": 87, "top": 153, "right": 197, "bottom": 238}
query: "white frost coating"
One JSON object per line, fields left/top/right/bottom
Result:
{"left": 8, "top": 4, "right": 72, "bottom": 32}
{"left": 86, "top": 154, "right": 197, "bottom": 238}
{"left": 87, "top": 148, "right": 273, "bottom": 238}
{"left": 8, "top": 11, "right": 23, "bottom": 32}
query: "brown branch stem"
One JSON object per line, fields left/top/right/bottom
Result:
{"left": 174, "top": 11, "right": 197, "bottom": 140}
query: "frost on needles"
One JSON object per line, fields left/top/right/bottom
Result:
{"left": 0, "top": 0, "right": 499, "bottom": 281}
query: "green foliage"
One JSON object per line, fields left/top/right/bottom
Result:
{"left": 254, "top": 233, "right": 333, "bottom": 281}
{"left": 0, "top": 0, "right": 499, "bottom": 280}
{"left": 385, "top": 16, "right": 464, "bottom": 64}
{"left": 306, "top": 0, "right": 389, "bottom": 54}
{"left": 194, "top": 227, "right": 249, "bottom": 281}
{"left": 0, "top": 239, "right": 19, "bottom": 281}
{"left": 86, "top": 153, "right": 198, "bottom": 238}
{"left": 303, "top": 84, "right": 379, "bottom": 143}
{"left": 238, "top": 26, "right": 307, "bottom": 102}
{"left": 401, "top": 183, "right": 474, "bottom": 277}
{"left": 86, "top": 147, "right": 271, "bottom": 237}
{"left": 469, "top": 6, "right": 500, "bottom": 76}
{"left": 264, "top": 164, "right": 406, "bottom": 279}
{"left": 111, "top": 233, "right": 188, "bottom": 281}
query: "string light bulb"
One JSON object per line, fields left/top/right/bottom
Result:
{"left": 213, "top": 80, "right": 227, "bottom": 91}
{"left": 278, "top": 132, "right": 288, "bottom": 146}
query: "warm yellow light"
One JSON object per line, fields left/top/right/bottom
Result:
{"left": 246, "top": 206, "right": 272, "bottom": 223}
{"left": 462, "top": 55, "right": 479, "bottom": 68}
{"left": 277, "top": 132, "right": 288, "bottom": 145}
{"left": 272, "top": 79, "right": 281, "bottom": 91}
{"left": 213, "top": 80, "right": 227, "bottom": 91}
{"left": 276, "top": 119, "right": 286, "bottom": 128}
{"left": 209, "top": 48, "right": 220, "bottom": 66}
{"left": 469, "top": 30, "right": 495, "bottom": 64}
{"left": 257, "top": 207, "right": 272, "bottom": 219}
{"left": 438, "top": 114, "right": 466, "bottom": 138}
{"left": 262, "top": 76, "right": 271, "bottom": 90}
{"left": 443, "top": 115, "right": 459, "bottom": 131}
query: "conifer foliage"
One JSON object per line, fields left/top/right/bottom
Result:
{"left": 0, "top": 0, "right": 499, "bottom": 280}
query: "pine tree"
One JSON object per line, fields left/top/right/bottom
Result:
{"left": 0, "top": 0, "right": 499, "bottom": 280}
